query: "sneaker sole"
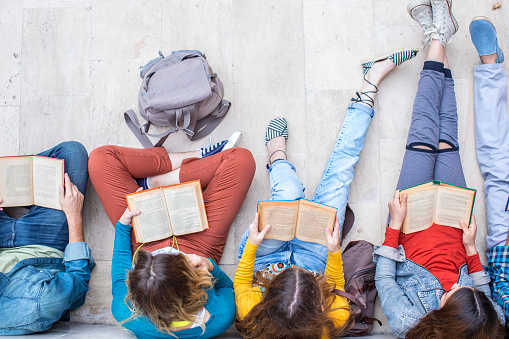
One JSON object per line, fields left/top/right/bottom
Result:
{"left": 224, "top": 131, "right": 242, "bottom": 150}
{"left": 469, "top": 16, "right": 496, "bottom": 31}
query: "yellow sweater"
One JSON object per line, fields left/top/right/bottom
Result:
{"left": 233, "top": 240, "right": 350, "bottom": 337}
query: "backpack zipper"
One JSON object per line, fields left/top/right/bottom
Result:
{"left": 345, "top": 267, "right": 375, "bottom": 288}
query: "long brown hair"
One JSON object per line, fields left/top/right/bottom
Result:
{"left": 237, "top": 267, "right": 352, "bottom": 339}
{"left": 406, "top": 287, "right": 505, "bottom": 339}
{"left": 124, "top": 250, "right": 214, "bottom": 334}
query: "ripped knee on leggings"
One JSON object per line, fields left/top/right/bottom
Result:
{"left": 437, "top": 139, "right": 459, "bottom": 153}
{"left": 406, "top": 142, "right": 437, "bottom": 153}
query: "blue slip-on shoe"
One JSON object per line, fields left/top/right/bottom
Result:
{"left": 469, "top": 16, "right": 504, "bottom": 63}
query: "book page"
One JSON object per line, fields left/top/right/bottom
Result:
{"left": 33, "top": 156, "right": 64, "bottom": 210}
{"left": 434, "top": 187, "right": 475, "bottom": 228}
{"left": 163, "top": 182, "right": 207, "bottom": 236}
{"left": 0, "top": 156, "right": 34, "bottom": 207}
{"left": 401, "top": 189, "right": 436, "bottom": 234}
{"left": 258, "top": 201, "right": 299, "bottom": 241}
{"left": 295, "top": 200, "right": 336, "bottom": 246}
{"left": 127, "top": 190, "right": 173, "bottom": 243}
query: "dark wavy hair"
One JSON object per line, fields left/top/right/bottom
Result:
{"left": 123, "top": 251, "right": 213, "bottom": 335}
{"left": 406, "top": 287, "right": 505, "bottom": 339}
{"left": 236, "top": 267, "right": 352, "bottom": 339}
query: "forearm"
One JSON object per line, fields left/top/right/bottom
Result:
{"left": 234, "top": 240, "right": 257, "bottom": 288}
{"left": 324, "top": 251, "right": 345, "bottom": 290}
{"left": 112, "top": 221, "right": 135, "bottom": 289}
{"left": 67, "top": 214, "right": 85, "bottom": 243}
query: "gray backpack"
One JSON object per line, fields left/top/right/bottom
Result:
{"left": 125, "top": 50, "right": 231, "bottom": 148}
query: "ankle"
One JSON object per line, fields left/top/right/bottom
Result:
{"left": 480, "top": 53, "right": 497, "bottom": 64}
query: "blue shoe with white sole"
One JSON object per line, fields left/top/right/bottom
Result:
{"left": 200, "top": 131, "right": 242, "bottom": 158}
{"left": 470, "top": 17, "right": 504, "bottom": 63}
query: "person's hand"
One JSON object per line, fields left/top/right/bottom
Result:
{"left": 119, "top": 208, "right": 140, "bottom": 225}
{"left": 118, "top": 188, "right": 143, "bottom": 225}
{"left": 185, "top": 253, "right": 214, "bottom": 271}
{"left": 248, "top": 213, "right": 271, "bottom": 246}
{"left": 0, "top": 198, "right": 3, "bottom": 211}
{"left": 460, "top": 216, "right": 478, "bottom": 256}
{"left": 59, "top": 173, "right": 84, "bottom": 220}
{"left": 325, "top": 215, "right": 341, "bottom": 253}
{"left": 388, "top": 191, "right": 407, "bottom": 230}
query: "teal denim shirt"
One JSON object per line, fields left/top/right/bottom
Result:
{"left": 0, "top": 242, "right": 95, "bottom": 335}
{"left": 373, "top": 244, "right": 505, "bottom": 338}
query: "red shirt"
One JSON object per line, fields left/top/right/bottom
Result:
{"left": 383, "top": 224, "right": 483, "bottom": 291}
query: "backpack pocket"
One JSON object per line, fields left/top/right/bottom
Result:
{"left": 147, "top": 58, "right": 211, "bottom": 110}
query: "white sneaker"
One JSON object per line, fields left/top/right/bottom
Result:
{"left": 408, "top": 0, "right": 437, "bottom": 48}
{"left": 224, "top": 131, "right": 242, "bottom": 150}
{"left": 431, "top": 0, "right": 459, "bottom": 46}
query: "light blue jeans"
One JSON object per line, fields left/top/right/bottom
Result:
{"left": 238, "top": 103, "right": 374, "bottom": 274}
{"left": 474, "top": 64, "right": 509, "bottom": 252}
{"left": 0, "top": 142, "right": 88, "bottom": 252}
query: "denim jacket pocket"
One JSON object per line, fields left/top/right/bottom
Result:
{"left": 417, "top": 289, "right": 442, "bottom": 313}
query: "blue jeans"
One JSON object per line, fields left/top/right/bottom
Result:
{"left": 0, "top": 142, "right": 88, "bottom": 252}
{"left": 474, "top": 64, "right": 509, "bottom": 252}
{"left": 238, "top": 103, "right": 374, "bottom": 274}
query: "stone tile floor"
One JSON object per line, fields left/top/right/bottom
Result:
{"left": 1, "top": 0, "right": 507, "bottom": 337}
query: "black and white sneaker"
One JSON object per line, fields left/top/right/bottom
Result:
{"left": 200, "top": 131, "right": 242, "bottom": 158}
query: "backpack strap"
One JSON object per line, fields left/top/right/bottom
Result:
{"left": 124, "top": 110, "right": 178, "bottom": 148}
{"left": 189, "top": 100, "right": 231, "bottom": 141}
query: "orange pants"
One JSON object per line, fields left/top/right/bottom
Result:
{"left": 88, "top": 146, "right": 255, "bottom": 263}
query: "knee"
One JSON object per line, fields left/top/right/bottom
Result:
{"left": 88, "top": 145, "right": 118, "bottom": 178}
{"left": 58, "top": 141, "right": 88, "bottom": 158}
{"left": 227, "top": 147, "right": 256, "bottom": 179}
{"left": 406, "top": 142, "right": 437, "bottom": 153}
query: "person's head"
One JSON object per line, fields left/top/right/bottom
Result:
{"left": 237, "top": 267, "right": 352, "bottom": 339}
{"left": 125, "top": 250, "right": 213, "bottom": 333}
{"left": 406, "top": 284, "right": 504, "bottom": 339}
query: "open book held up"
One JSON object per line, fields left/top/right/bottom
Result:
{"left": 0, "top": 155, "right": 64, "bottom": 210}
{"left": 399, "top": 180, "right": 476, "bottom": 234}
{"left": 126, "top": 180, "right": 209, "bottom": 243}
{"left": 257, "top": 199, "right": 337, "bottom": 246}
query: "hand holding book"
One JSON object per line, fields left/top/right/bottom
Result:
{"left": 325, "top": 215, "right": 341, "bottom": 253}
{"left": 248, "top": 213, "right": 271, "bottom": 246}
{"left": 388, "top": 190, "right": 408, "bottom": 231}
{"left": 460, "top": 216, "right": 478, "bottom": 256}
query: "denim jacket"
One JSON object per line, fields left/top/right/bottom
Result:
{"left": 373, "top": 245, "right": 505, "bottom": 338}
{"left": 0, "top": 242, "right": 95, "bottom": 335}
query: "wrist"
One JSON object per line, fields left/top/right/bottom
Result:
{"left": 465, "top": 245, "right": 478, "bottom": 256}
{"left": 389, "top": 220, "right": 403, "bottom": 230}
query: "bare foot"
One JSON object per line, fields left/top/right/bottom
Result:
{"left": 481, "top": 52, "right": 498, "bottom": 64}
{"left": 365, "top": 58, "right": 397, "bottom": 87}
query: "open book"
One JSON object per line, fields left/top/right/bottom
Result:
{"left": 0, "top": 155, "right": 64, "bottom": 210}
{"left": 257, "top": 199, "right": 337, "bottom": 246}
{"left": 126, "top": 180, "right": 209, "bottom": 243}
{"left": 399, "top": 180, "right": 476, "bottom": 234}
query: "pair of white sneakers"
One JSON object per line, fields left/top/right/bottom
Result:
{"left": 408, "top": 0, "right": 459, "bottom": 47}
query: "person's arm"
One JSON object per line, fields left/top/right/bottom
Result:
{"left": 233, "top": 214, "right": 269, "bottom": 321}
{"left": 38, "top": 174, "right": 95, "bottom": 321}
{"left": 459, "top": 217, "right": 483, "bottom": 274}
{"left": 489, "top": 247, "right": 509, "bottom": 323}
{"left": 111, "top": 208, "right": 140, "bottom": 322}
{"left": 185, "top": 253, "right": 234, "bottom": 289}
{"left": 324, "top": 216, "right": 345, "bottom": 290}
{"left": 373, "top": 191, "right": 419, "bottom": 337}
